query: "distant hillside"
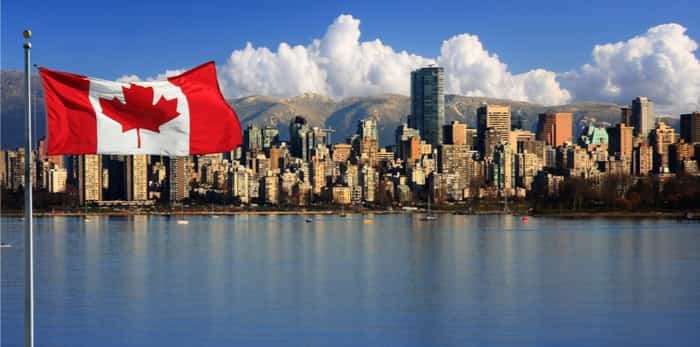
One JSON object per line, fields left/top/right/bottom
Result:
{"left": 1, "top": 70, "right": 678, "bottom": 149}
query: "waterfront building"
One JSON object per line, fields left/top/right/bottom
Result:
{"left": 332, "top": 186, "right": 352, "bottom": 205}
{"left": 439, "top": 144, "right": 472, "bottom": 190}
{"left": 48, "top": 167, "right": 67, "bottom": 193}
{"left": 410, "top": 66, "right": 445, "bottom": 147}
{"left": 168, "top": 156, "right": 189, "bottom": 203}
{"left": 360, "top": 165, "right": 378, "bottom": 202}
{"left": 492, "top": 142, "right": 515, "bottom": 191}
{"left": 80, "top": 154, "right": 102, "bottom": 204}
{"left": 230, "top": 164, "right": 250, "bottom": 203}
{"left": 262, "top": 172, "right": 279, "bottom": 205}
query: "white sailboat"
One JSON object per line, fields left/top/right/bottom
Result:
{"left": 83, "top": 203, "right": 91, "bottom": 222}
{"left": 177, "top": 204, "right": 189, "bottom": 225}
{"left": 421, "top": 193, "right": 437, "bottom": 221}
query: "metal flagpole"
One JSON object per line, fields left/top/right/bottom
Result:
{"left": 23, "top": 29, "right": 35, "bottom": 347}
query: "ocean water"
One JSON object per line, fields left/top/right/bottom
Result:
{"left": 1, "top": 214, "right": 699, "bottom": 346}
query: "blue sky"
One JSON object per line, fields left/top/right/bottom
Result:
{"left": 2, "top": 0, "right": 700, "bottom": 111}
{"left": 2, "top": 0, "right": 697, "bottom": 76}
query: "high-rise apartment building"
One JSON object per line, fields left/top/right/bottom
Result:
{"left": 48, "top": 168, "right": 67, "bottom": 193}
{"left": 650, "top": 121, "right": 676, "bottom": 173}
{"left": 262, "top": 125, "right": 280, "bottom": 150}
{"left": 477, "top": 105, "right": 511, "bottom": 156}
{"left": 410, "top": 66, "right": 445, "bottom": 147}
{"left": 444, "top": 121, "right": 467, "bottom": 145}
{"left": 536, "top": 112, "right": 573, "bottom": 147}
{"left": 607, "top": 124, "right": 634, "bottom": 158}
{"left": 79, "top": 154, "right": 102, "bottom": 204}
{"left": 358, "top": 119, "right": 378, "bottom": 141}
{"left": 128, "top": 155, "right": 148, "bottom": 201}
{"left": 289, "top": 116, "right": 312, "bottom": 161}
{"left": 168, "top": 156, "right": 189, "bottom": 203}
{"left": 620, "top": 107, "right": 633, "bottom": 126}
{"left": 631, "top": 97, "right": 655, "bottom": 138}
{"left": 680, "top": 112, "right": 700, "bottom": 144}
{"left": 243, "top": 124, "right": 263, "bottom": 152}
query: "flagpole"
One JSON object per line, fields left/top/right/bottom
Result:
{"left": 23, "top": 29, "right": 35, "bottom": 347}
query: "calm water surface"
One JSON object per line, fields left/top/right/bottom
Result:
{"left": 1, "top": 214, "right": 699, "bottom": 346}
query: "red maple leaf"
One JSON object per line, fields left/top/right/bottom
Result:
{"left": 99, "top": 83, "right": 180, "bottom": 148}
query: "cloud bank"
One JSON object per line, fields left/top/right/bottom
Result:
{"left": 130, "top": 14, "right": 700, "bottom": 113}
{"left": 561, "top": 23, "right": 700, "bottom": 113}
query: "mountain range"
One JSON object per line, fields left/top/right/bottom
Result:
{"left": 1, "top": 71, "right": 679, "bottom": 149}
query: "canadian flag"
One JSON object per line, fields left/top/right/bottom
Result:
{"left": 40, "top": 62, "right": 242, "bottom": 155}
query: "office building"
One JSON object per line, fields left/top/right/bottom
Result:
{"left": 536, "top": 112, "right": 573, "bottom": 147}
{"left": 631, "top": 97, "right": 655, "bottom": 138}
{"left": 410, "top": 66, "right": 445, "bottom": 147}
{"left": 477, "top": 104, "right": 511, "bottom": 156}
{"left": 680, "top": 112, "right": 700, "bottom": 144}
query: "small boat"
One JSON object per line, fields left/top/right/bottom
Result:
{"left": 177, "top": 205, "right": 188, "bottom": 225}
{"left": 0, "top": 243, "right": 12, "bottom": 248}
{"left": 522, "top": 216, "right": 529, "bottom": 223}
{"left": 421, "top": 194, "right": 437, "bottom": 221}
{"left": 363, "top": 218, "right": 373, "bottom": 224}
{"left": 305, "top": 218, "right": 313, "bottom": 223}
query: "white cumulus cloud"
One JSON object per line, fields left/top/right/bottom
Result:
{"left": 218, "top": 15, "right": 432, "bottom": 99}
{"left": 561, "top": 23, "right": 700, "bottom": 113}
{"left": 218, "top": 14, "right": 570, "bottom": 105}
{"left": 120, "top": 15, "right": 700, "bottom": 112}
{"left": 116, "top": 69, "right": 186, "bottom": 83}
{"left": 437, "top": 34, "right": 571, "bottom": 105}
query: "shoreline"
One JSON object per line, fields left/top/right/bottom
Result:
{"left": 1, "top": 209, "right": 697, "bottom": 219}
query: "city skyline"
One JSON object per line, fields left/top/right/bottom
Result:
{"left": 2, "top": 63, "right": 699, "bottom": 209}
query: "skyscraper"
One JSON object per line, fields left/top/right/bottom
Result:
{"left": 444, "top": 121, "right": 467, "bottom": 145}
{"left": 477, "top": 104, "right": 511, "bottom": 156}
{"left": 410, "top": 66, "right": 445, "bottom": 147}
{"left": 680, "top": 112, "right": 700, "bottom": 144}
{"left": 79, "top": 154, "right": 102, "bottom": 204}
{"left": 358, "top": 119, "right": 378, "bottom": 141}
{"left": 243, "top": 124, "right": 263, "bottom": 152}
{"left": 536, "top": 112, "right": 572, "bottom": 147}
{"left": 262, "top": 126, "right": 280, "bottom": 150}
{"left": 289, "top": 116, "right": 312, "bottom": 161}
{"left": 620, "top": 107, "right": 633, "bottom": 126}
{"left": 128, "top": 155, "right": 148, "bottom": 201}
{"left": 631, "top": 97, "right": 655, "bottom": 138}
{"left": 607, "top": 124, "right": 634, "bottom": 158}
{"left": 168, "top": 156, "right": 189, "bottom": 203}
{"left": 650, "top": 121, "right": 676, "bottom": 173}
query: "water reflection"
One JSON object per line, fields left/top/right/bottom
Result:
{"left": 1, "top": 215, "right": 699, "bottom": 347}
